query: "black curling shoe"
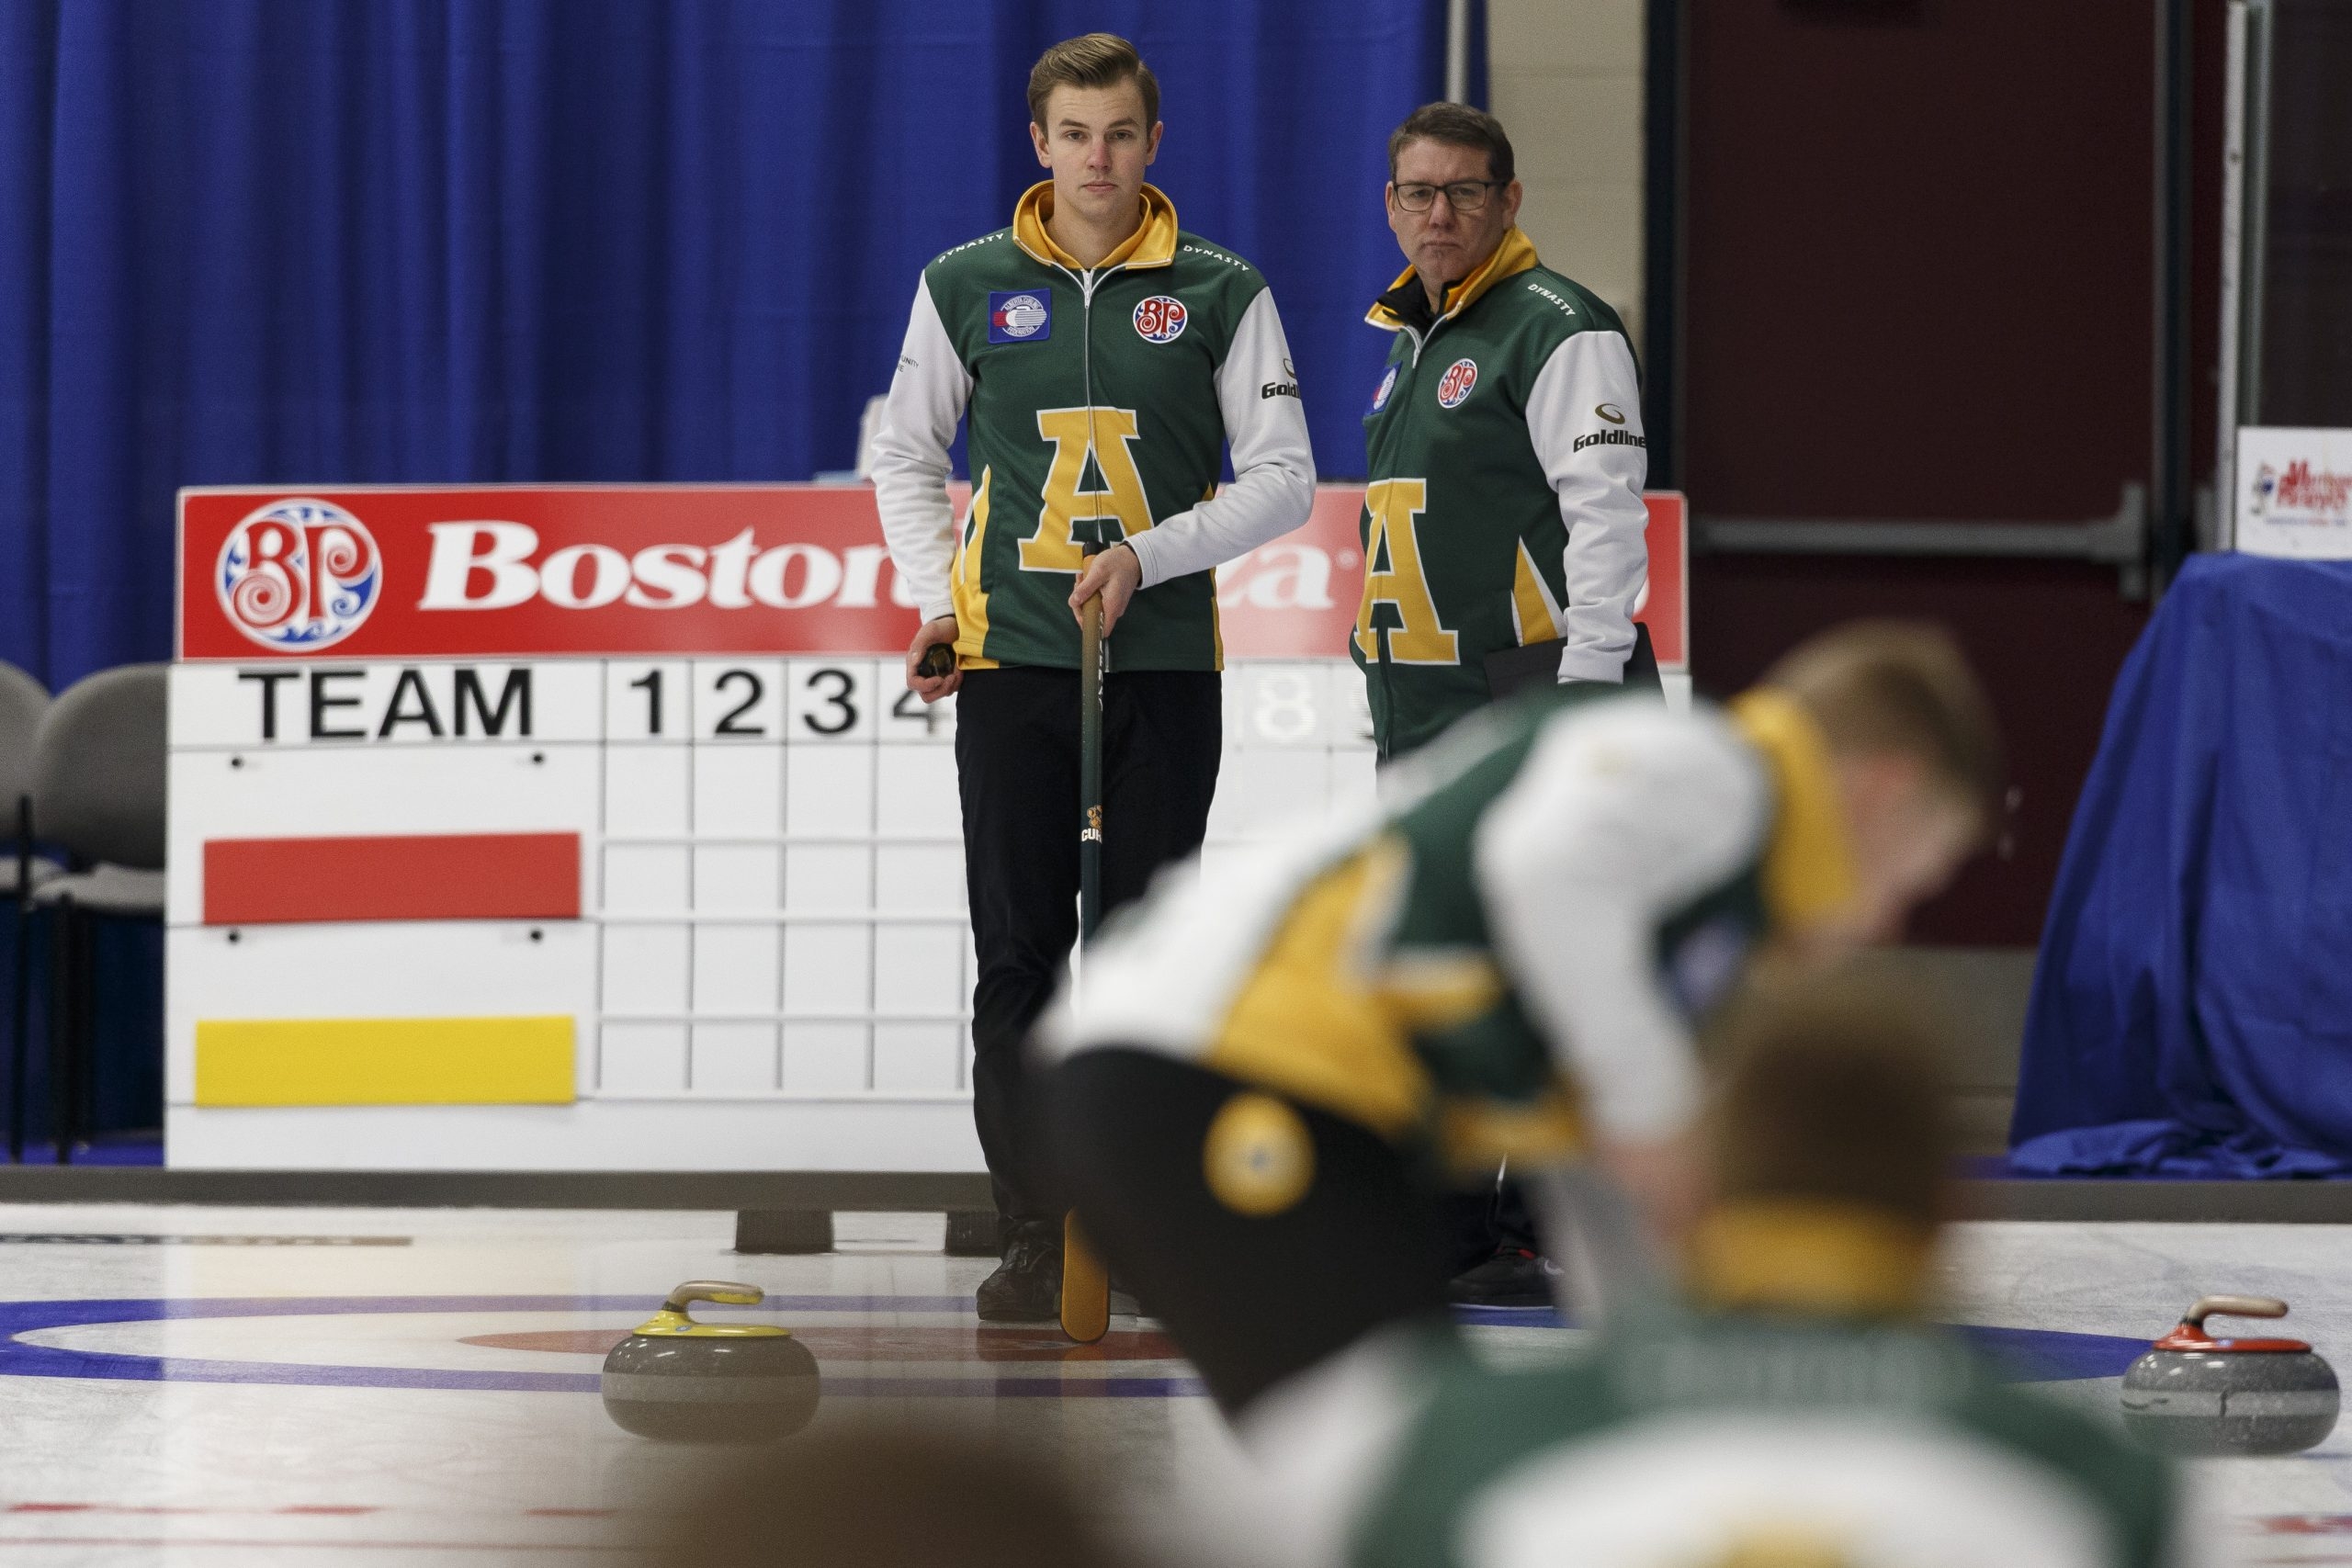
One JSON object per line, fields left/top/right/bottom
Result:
{"left": 976, "top": 1220, "right": 1064, "bottom": 1322}
{"left": 1446, "top": 1245, "right": 1564, "bottom": 1308}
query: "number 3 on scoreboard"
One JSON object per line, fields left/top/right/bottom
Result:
{"left": 787, "top": 660, "right": 873, "bottom": 741}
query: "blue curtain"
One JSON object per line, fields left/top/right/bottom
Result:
{"left": 0, "top": 0, "right": 1451, "bottom": 691}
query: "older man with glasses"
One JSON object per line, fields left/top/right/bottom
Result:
{"left": 1351, "top": 103, "right": 1656, "bottom": 1306}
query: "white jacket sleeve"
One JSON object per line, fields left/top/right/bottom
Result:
{"left": 1471, "top": 703, "right": 1768, "bottom": 1141}
{"left": 1121, "top": 288, "right": 1317, "bottom": 588}
{"left": 866, "top": 276, "right": 972, "bottom": 623}
{"left": 1525, "top": 332, "right": 1650, "bottom": 683}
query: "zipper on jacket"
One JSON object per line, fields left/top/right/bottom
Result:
{"left": 1056, "top": 260, "right": 1125, "bottom": 669}
{"left": 1366, "top": 310, "right": 1450, "bottom": 741}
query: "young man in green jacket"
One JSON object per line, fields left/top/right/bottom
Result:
{"left": 869, "top": 34, "right": 1315, "bottom": 1320}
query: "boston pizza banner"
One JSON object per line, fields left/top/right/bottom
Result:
{"left": 178, "top": 484, "right": 1686, "bottom": 666}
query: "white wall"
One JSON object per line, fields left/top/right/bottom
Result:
{"left": 1487, "top": 0, "right": 1646, "bottom": 349}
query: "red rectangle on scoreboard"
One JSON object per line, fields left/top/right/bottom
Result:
{"left": 177, "top": 484, "right": 1686, "bottom": 669}
{"left": 203, "top": 832, "right": 582, "bottom": 925}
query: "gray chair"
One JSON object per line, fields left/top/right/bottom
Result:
{"left": 30, "top": 664, "right": 167, "bottom": 1163}
{"left": 0, "top": 662, "right": 56, "bottom": 1161}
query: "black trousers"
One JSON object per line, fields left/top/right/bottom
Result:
{"left": 955, "top": 667, "right": 1221, "bottom": 1229}
{"left": 1049, "top": 1049, "right": 1453, "bottom": 1415}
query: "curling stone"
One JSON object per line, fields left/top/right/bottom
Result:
{"left": 2119, "top": 1295, "right": 2337, "bottom": 1457}
{"left": 601, "top": 1280, "right": 820, "bottom": 1443}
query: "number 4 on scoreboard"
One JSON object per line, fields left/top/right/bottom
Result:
{"left": 890, "top": 687, "right": 940, "bottom": 736}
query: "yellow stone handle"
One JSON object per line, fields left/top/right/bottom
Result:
{"left": 662, "top": 1280, "right": 766, "bottom": 1316}
{"left": 2184, "top": 1295, "right": 2288, "bottom": 1332}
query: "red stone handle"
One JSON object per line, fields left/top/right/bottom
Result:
{"left": 2154, "top": 1295, "right": 2308, "bottom": 1353}
{"left": 2183, "top": 1295, "right": 2288, "bottom": 1334}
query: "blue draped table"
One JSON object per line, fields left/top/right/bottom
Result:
{"left": 2011, "top": 552, "right": 2352, "bottom": 1179}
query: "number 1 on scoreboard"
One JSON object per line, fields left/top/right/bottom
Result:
{"left": 630, "top": 668, "right": 662, "bottom": 736}
{"left": 605, "top": 661, "right": 690, "bottom": 742}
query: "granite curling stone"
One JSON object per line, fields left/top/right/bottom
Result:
{"left": 602, "top": 1280, "right": 820, "bottom": 1442}
{"left": 2120, "top": 1294, "right": 2337, "bottom": 1457}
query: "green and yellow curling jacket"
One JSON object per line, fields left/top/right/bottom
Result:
{"left": 1046, "top": 684, "right": 1863, "bottom": 1173}
{"left": 871, "top": 182, "right": 1315, "bottom": 672}
{"left": 1355, "top": 228, "right": 1651, "bottom": 758}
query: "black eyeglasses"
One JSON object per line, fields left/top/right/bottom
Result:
{"left": 1392, "top": 180, "right": 1505, "bottom": 214}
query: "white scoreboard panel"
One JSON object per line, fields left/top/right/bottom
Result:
{"left": 169, "top": 484, "right": 1677, "bottom": 1171}
{"left": 166, "top": 656, "right": 1373, "bottom": 1169}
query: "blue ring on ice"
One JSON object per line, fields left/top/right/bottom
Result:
{"left": 0, "top": 1295, "right": 2150, "bottom": 1393}
{"left": 0, "top": 1294, "right": 1206, "bottom": 1397}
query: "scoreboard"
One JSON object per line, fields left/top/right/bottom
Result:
{"left": 167, "top": 485, "right": 1685, "bottom": 1171}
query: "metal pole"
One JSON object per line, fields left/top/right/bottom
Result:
{"left": 2152, "top": 0, "right": 2195, "bottom": 588}
{"left": 1445, "top": 0, "right": 1471, "bottom": 104}
{"left": 2218, "top": 3, "right": 2250, "bottom": 547}
{"left": 2241, "top": 0, "right": 2273, "bottom": 430}
{"left": 8, "top": 796, "right": 28, "bottom": 1163}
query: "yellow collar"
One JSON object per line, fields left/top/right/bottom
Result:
{"left": 1365, "top": 226, "right": 1542, "bottom": 333}
{"left": 1730, "top": 690, "right": 1862, "bottom": 933}
{"left": 1686, "top": 1199, "right": 1935, "bottom": 1318}
{"left": 1012, "top": 180, "right": 1179, "bottom": 271}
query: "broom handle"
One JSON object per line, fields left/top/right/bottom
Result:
{"left": 1078, "top": 567, "right": 1104, "bottom": 943}
{"left": 1062, "top": 545, "right": 1113, "bottom": 1345}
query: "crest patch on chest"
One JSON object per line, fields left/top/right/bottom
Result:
{"left": 1133, "top": 296, "right": 1188, "bottom": 343}
{"left": 1436, "top": 358, "right": 1479, "bottom": 409}
{"left": 988, "top": 291, "right": 1051, "bottom": 344}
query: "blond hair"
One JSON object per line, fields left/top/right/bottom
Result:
{"left": 1759, "top": 622, "right": 2005, "bottom": 838}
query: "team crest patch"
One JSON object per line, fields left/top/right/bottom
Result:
{"left": 1133, "top": 296, "right": 1187, "bottom": 343}
{"left": 1436, "top": 358, "right": 1479, "bottom": 409}
{"left": 1369, "top": 364, "right": 1399, "bottom": 414}
{"left": 988, "top": 291, "right": 1050, "bottom": 343}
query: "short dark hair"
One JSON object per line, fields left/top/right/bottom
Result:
{"left": 1705, "top": 970, "right": 1952, "bottom": 1230}
{"left": 1387, "top": 102, "right": 1515, "bottom": 186}
{"left": 1027, "top": 33, "right": 1159, "bottom": 131}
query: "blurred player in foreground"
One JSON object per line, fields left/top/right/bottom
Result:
{"left": 1040, "top": 622, "right": 2000, "bottom": 1413}
{"left": 1224, "top": 976, "right": 2198, "bottom": 1568}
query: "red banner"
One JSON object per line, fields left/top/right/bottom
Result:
{"left": 178, "top": 484, "right": 1686, "bottom": 668}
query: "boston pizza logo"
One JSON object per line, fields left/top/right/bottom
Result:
{"left": 1369, "top": 364, "right": 1399, "bottom": 414}
{"left": 1133, "top": 296, "right": 1188, "bottom": 343}
{"left": 216, "top": 498, "right": 381, "bottom": 651}
{"left": 1436, "top": 358, "right": 1479, "bottom": 409}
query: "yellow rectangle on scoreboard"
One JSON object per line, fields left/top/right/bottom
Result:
{"left": 195, "top": 1016, "right": 576, "bottom": 1107}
